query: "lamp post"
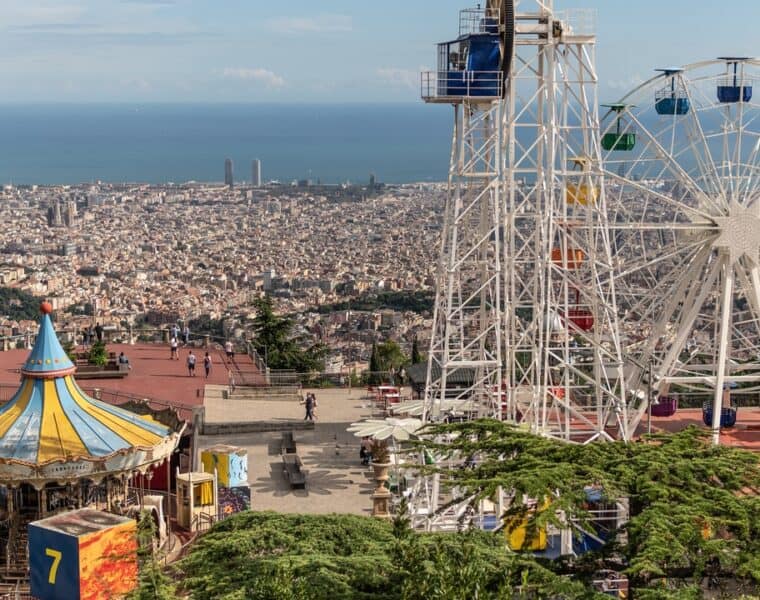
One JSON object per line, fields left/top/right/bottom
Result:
{"left": 646, "top": 358, "right": 660, "bottom": 435}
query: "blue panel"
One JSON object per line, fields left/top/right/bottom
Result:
{"left": 466, "top": 36, "right": 500, "bottom": 72}
{"left": 655, "top": 97, "right": 690, "bottom": 115}
{"left": 533, "top": 534, "right": 563, "bottom": 559}
{"left": 228, "top": 452, "right": 248, "bottom": 488}
{"left": 0, "top": 379, "right": 43, "bottom": 462}
{"left": 55, "top": 378, "right": 129, "bottom": 456}
{"left": 702, "top": 405, "right": 737, "bottom": 427}
{"left": 718, "top": 85, "right": 753, "bottom": 103}
{"left": 30, "top": 524, "right": 80, "bottom": 600}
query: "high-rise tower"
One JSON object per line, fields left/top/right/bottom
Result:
{"left": 224, "top": 158, "right": 234, "bottom": 188}
{"left": 251, "top": 159, "right": 262, "bottom": 187}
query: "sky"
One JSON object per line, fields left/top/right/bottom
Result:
{"left": 0, "top": 0, "right": 758, "bottom": 104}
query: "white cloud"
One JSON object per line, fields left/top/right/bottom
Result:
{"left": 0, "top": 2, "right": 85, "bottom": 28}
{"left": 607, "top": 73, "right": 646, "bottom": 92}
{"left": 222, "top": 67, "right": 285, "bottom": 89}
{"left": 376, "top": 67, "right": 426, "bottom": 91}
{"left": 266, "top": 15, "right": 352, "bottom": 34}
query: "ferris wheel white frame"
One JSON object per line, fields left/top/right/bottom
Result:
{"left": 600, "top": 58, "right": 760, "bottom": 444}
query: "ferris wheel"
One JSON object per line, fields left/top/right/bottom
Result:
{"left": 600, "top": 58, "right": 760, "bottom": 443}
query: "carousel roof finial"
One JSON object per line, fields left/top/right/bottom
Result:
{"left": 20, "top": 301, "right": 76, "bottom": 378}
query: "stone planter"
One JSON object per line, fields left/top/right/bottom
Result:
{"left": 372, "top": 462, "right": 391, "bottom": 482}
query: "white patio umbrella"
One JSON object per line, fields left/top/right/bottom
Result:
{"left": 347, "top": 417, "right": 423, "bottom": 441}
{"left": 389, "top": 398, "right": 480, "bottom": 418}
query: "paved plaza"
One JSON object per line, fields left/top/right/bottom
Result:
{"left": 198, "top": 387, "right": 398, "bottom": 515}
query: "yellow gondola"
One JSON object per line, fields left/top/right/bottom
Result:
{"left": 566, "top": 157, "right": 599, "bottom": 206}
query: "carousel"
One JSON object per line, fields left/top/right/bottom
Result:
{"left": 0, "top": 303, "right": 183, "bottom": 563}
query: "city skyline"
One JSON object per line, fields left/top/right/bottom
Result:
{"left": 0, "top": 0, "right": 757, "bottom": 104}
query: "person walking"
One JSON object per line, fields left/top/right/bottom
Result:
{"left": 227, "top": 368, "right": 236, "bottom": 396}
{"left": 187, "top": 351, "right": 196, "bottom": 376}
{"left": 203, "top": 352, "right": 212, "bottom": 378}
{"left": 304, "top": 393, "right": 316, "bottom": 421}
{"left": 225, "top": 340, "right": 235, "bottom": 361}
{"left": 170, "top": 336, "right": 179, "bottom": 360}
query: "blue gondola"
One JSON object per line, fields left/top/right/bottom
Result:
{"left": 717, "top": 57, "right": 753, "bottom": 103}
{"left": 702, "top": 403, "right": 738, "bottom": 428}
{"left": 437, "top": 34, "right": 501, "bottom": 97}
{"left": 654, "top": 68, "right": 690, "bottom": 115}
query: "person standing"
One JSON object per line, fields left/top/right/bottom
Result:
{"left": 187, "top": 350, "right": 196, "bottom": 376}
{"left": 171, "top": 323, "right": 180, "bottom": 341}
{"left": 225, "top": 340, "right": 235, "bottom": 360}
{"left": 183, "top": 325, "right": 190, "bottom": 346}
{"left": 203, "top": 352, "right": 212, "bottom": 378}
{"left": 95, "top": 322, "right": 104, "bottom": 343}
{"left": 118, "top": 352, "right": 131, "bottom": 370}
{"left": 170, "top": 336, "right": 179, "bottom": 360}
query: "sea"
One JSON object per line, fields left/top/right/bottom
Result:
{"left": 0, "top": 103, "right": 453, "bottom": 186}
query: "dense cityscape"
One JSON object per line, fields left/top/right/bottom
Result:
{"left": 0, "top": 179, "right": 444, "bottom": 372}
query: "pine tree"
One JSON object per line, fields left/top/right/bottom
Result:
{"left": 251, "top": 295, "right": 326, "bottom": 372}
{"left": 368, "top": 341, "right": 381, "bottom": 385}
{"left": 411, "top": 336, "right": 423, "bottom": 365}
{"left": 418, "top": 421, "right": 760, "bottom": 597}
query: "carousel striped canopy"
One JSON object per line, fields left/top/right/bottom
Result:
{"left": 0, "top": 305, "right": 179, "bottom": 485}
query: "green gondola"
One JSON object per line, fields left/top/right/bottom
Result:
{"left": 601, "top": 103, "right": 636, "bottom": 151}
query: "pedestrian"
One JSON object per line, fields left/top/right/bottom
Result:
{"left": 183, "top": 325, "right": 190, "bottom": 346}
{"left": 203, "top": 352, "right": 212, "bottom": 378}
{"left": 171, "top": 323, "right": 180, "bottom": 341}
{"left": 225, "top": 340, "right": 235, "bottom": 360}
{"left": 360, "top": 437, "right": 373, "bottom": 465}
{"left": 95, "top": 322, "right": 104, "bottom": 343}
{"left": 304, "top": 393, "right": 315, "bottom": 421}
{"left": 228, "top": 368, "right": 236, "bottom": 396}
{"left": 187, "top": 350, "right": 196, "bottom": 376}
{"left": 118, "top": 352, "right": 132, "bottom": 370}
{"left": 170, "top": 336, "right": 179, "bottom": 360}
{"left": 87, "top": 325, "right": 94, "bottom": 346}
{"left": 82, "top": 328, "right": 90, "bottom": 349}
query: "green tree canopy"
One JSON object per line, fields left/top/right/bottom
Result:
{"left": 418, "top": 421, "right": 760, "bottom": 598}
{"left": 176, "top": 511, "right": 602, "bottom": 600}
{"left": 251, "top": 296, "right": 326, "bottom": 372}
{"left": 0, "top": 286, "right": 42, "bottom": 321}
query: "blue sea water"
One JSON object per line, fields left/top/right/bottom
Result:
{"left": 0, "top": 103, "right": 453, "bottom": 186}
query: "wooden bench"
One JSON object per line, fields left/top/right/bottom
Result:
{"left": 281, "top": 431, "right": 297, "bottom": 455}
{"left": 282, "top": 453, "right": 306, "bottom": 489}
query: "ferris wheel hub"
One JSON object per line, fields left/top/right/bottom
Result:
{"left": 711, "top": 202, "right": 760, "bottom": 263}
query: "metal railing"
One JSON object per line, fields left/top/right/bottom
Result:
{"left": 421, "top": 71, "right": 503, "bottom": 101}
{"left": 555, "top": 8, "right": 596, "bottom": 37}
{"left": 0, "top": 327, "right": 269, "bottom": 384}
{"left": 459, "top": 7, "right": 500, "bottom": 36}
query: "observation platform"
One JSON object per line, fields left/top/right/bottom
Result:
{"left": 641, "top": 408, "right": 760, "bottom": 451}
{"left": 0, "top": 342, "right": 266, "bottom": 415}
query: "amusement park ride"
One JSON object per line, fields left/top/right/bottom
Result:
{"left": 414, "top": 0, "right": 759, "bottom": 535}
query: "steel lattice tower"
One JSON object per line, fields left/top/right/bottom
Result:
{"left": 422, "top": 0, "right": 627, "bottom": 443}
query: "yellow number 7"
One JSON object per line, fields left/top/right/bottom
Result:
{"left": 45, "top": 548, "right": 62, "bottom": 584}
